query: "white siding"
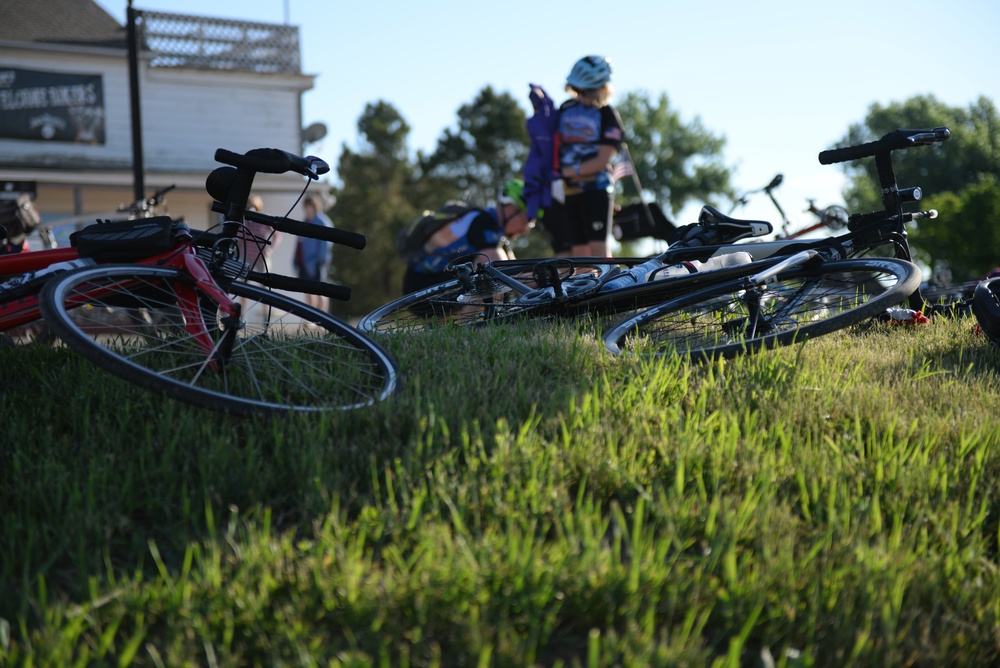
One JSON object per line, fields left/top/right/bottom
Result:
{"left": 1, "top": 46, "right": 313, "bottom": 172}
{"left": 140, "top": 67, "right": 312, "bottom": 172}
{"left": 0, "top": 47, "right": 134, "bottom": 168}
{"left": 0, "top": 36, "right": 323, "bottom": 293}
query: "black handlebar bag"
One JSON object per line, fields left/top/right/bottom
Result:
{"left": 71, "top": 217, "right": 175, "bottom": 261}
{"left": 612, "top": 202, "right": 676, "bottom": 242}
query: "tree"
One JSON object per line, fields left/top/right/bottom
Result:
{"left": 838, "top": 95, "right": 1000, "bottom": 211}
{"left": 419, "top": 86, "right": 529, "bottom": 206}
{"left": 835, "top": 95, "right": 1000, "bottom": 278}
{"left": 914, "top": 175, "right": 1000, "bottom": 280}
{"left": 614, "top": 91, "right": 734, "bottom": 217}
{"left": 417, "top": 85, "right": 557, "bottom": 257}
{"left": 326, "top": 101, "right": 423, "bottom": 318}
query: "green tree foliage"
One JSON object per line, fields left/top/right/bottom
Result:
{"left": 326, "top": 101, "right": 423, "bottom": 318}
{"left": 915, "top": 175, "right": 1000, "bottom": 280}
{"left": 416, "top": 85, "right": 555, "bottom": 258}
{"left": 614, "top": 91, "right": 734, "bottom": 217}
{"left": 835, "top": 95, "right": 1000, "bottom": 277}
{"left": 419, "top": 86, "right": 529, "bottom": 206}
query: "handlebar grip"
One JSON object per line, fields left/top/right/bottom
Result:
{"left": 215, "top": 148, "right": 288, "bottom": 174}
{"left": 246, "top": 209, "right": 367, "bottom": 250}
{"left": 214, "top": 148, "right": 330, "bottom": 178}
{"left": 209, "top": 202, "right": 367, "bottom": 250}
{"left": 818, "top": 140, "right": 883, "bottom": 165}
{"left": 246, "top": 270, "right": 352, "bottom": 302}
{"left": 819, "top": 127, "right": 951, "bottom": 165}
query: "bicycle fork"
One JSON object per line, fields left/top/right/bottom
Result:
{"left": 730, "top": 249, "right": 824, "bottom": 338}
{"left": 175, "top": 252, "right": 243, "bottom": 370}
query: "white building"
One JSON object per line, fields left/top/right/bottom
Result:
{"left": 0, "top": 0, "right": 322, "bottom": 275}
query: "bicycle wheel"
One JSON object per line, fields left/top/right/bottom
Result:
{"left": 359, "top": 259, "right": 617, "bottom": 333}
{"left": 604, "top": 258, "right": 922, "bottom": 361}
{"left": 39, "top": 264, "right": 399, "bottom": 415}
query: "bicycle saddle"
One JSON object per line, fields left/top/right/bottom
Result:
{"left": 669, "top": 205, "right": 773, "bottom": 248}
{"left": 698, "top": 205, "right": 773, "bottom": 240}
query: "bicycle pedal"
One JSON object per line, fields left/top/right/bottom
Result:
{"left": 532, "top": 262, "right": 564, "bottom": 289}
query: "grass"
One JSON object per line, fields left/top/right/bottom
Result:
{"left": 1, "top": 313, "right": 999, "bottom": 666}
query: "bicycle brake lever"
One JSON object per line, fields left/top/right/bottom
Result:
{"left": 906, "top": 133, "right": 935, "bottom": 146}
{"left": 907, "top": 129, "right": 949, "bottom": 145}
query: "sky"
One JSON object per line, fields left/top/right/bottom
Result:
{"left": 97, "top": 0, "right": 999, "bottom": 233}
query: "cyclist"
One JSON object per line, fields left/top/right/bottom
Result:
{"left": 555, "top": 55, "right": 625, "bottom": 258}
{"left": 402, "top": 180, "right": 536, "bottom": 295}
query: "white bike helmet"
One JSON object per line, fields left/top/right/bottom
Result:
{"left": 566, "top": 55, "right": 613, "bottom": 89}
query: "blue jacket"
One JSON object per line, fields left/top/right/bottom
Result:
{"left": 295, "top": 210, "right": 332, "bottom": 270}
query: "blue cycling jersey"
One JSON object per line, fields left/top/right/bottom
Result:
{"left": 411, "top": 208, "right": 503, "bottom": 274}
{"left": 557, "top": 100, "right": 624, "bottom": 192}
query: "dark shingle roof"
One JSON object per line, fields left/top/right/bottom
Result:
{"left": 0, "top": 0, "right": 125, "bottom": 49}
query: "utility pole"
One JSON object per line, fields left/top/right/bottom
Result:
{"left": 126, "top": 0, "right": 145, "bottom": 203}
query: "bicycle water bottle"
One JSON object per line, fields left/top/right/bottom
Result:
{"left": 602, "top": 251, "right": 754, "bottom": 291}
{"left": 687, "top": 251, "right": 753, "bottom": 273}
{"left": 602, "top": 258, "right": 682, "bottom": 290}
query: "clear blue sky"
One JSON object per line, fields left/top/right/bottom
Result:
{"left": 98, "top": 0, "right": 998, "bottom": 231}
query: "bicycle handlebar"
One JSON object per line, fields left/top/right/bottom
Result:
{"left": 245, "top": 269, "right": 352, "bottom": 302}
{"left": 190, "top": 228, "right": 353, "bottom": 301}
{"left": 208, "top": 201, "right": 367, "bottom": 250}
{"left": 818, "top": 127, "right": 951, "bottom": 165}
{"left": 116, "top": 184, "right": 176, "bottom": 214}
{"left": 147, "top": 184, "right": 176, "bottom": 205}
{"left": 214, "top": 147, "right": 330, "bottom": 179}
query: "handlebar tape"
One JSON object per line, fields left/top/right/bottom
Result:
{"left": 246, "top": 270, "right": 352, "bottom": 302}
{"left": 214, "top": 148, "right": 330, "bottom": 177}
{"left": 245, "top": 209, "right": 367, "bottom": 250}
{"left": 818, "top": 127, "right": 951, "bottom": 165}
{"left": 208, "top": 201, "right": 366, "bottom": 250}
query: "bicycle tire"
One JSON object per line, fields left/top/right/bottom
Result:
{"left": 359, "top": 259, "right": 617, "bottom": 333}
{"left": 39, "top": 263, "right": 400, "bottom": 415}
{"left": 604, "top": 257, "right": 922, "bottom": 361}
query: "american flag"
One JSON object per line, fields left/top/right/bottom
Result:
{"left": 611, "top": 157, "right": 634, "bottom": 181}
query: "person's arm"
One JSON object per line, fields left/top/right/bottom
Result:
{"left": 466, "top": 212, "right": 510, "bottom": 262}
{"left": 562, "top": 144, "right": 617, "bottom": 180}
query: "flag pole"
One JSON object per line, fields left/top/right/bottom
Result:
{"left": 620, "top": 142, "right": 657, "bottom": 233}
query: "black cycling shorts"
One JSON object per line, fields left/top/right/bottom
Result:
{"left": 565, "top": 189, "right": 614, "bottom": 245}
{"left": 538, "top": 199, "right": 573, "bottom": 255}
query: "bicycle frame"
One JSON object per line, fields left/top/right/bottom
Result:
{"left": 3, "top": 146, "right": 368, "bottom": 343}
{"left": 0, "top": 246, "right": 86, "bottom": 331}
{"left": 0, "top": 237, "right": 241, "bottom": 365}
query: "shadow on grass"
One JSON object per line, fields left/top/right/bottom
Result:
{"left": 0, "top": 319, "right": 648, "bottom": 630}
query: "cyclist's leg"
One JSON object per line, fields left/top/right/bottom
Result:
{"left": 539, "top": 199, "right": 573, "bottom": 258}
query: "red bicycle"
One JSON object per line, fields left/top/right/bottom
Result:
{"left": 0, "top": 147, "right": 399, "bottom": 415}
{"left": 730, "top": 173, "right": 849, "bottom": 240}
